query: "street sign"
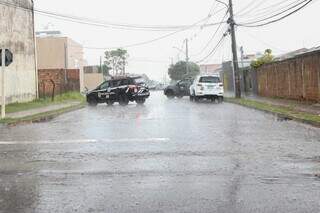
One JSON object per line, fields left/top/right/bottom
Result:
{"left": 0, "top": 49, "right": 13, "bottom": 67}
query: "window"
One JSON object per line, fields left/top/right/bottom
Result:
{"left": 99, "top": 81, "right": 109, "bottom": 89}
{"left": 120, "top": 79, "right": 129, "bottom": 86}
{"left": 133, "top": 78, "right": 145, "bottom": 85}
{"left": 199, "top": 76, "right": 220, "bottom": 83}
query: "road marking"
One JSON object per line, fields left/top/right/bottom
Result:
{"left": 0, "top": 138, "right": 170, "bottom": 145}
{"left": 0, "top": 139, "right": 97, "bottom": 145}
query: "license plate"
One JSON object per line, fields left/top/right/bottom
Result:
{"left": 105, "top": 94, "right": 109, "bottom": 98}
{"left": 207, "top": 85, "right": 214, "bottom": 89}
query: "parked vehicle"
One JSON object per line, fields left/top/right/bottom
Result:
{"left": 164, "top": 78, "right": 193, "bottom": 99}
{"left": 189, "top": 75, "right": 224, "bottom": 102}
{"left": 86, "top": 76, "right": 150, "bottom": 106}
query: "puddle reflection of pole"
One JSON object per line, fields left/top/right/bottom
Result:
{"left": 136, "top": 112, "right": 141, "bottom": 127}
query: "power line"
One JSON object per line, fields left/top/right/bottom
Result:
{"left": 82, "top": 19, "right": 227, "bottom": 50}
{"left": 238, "top": 0, "right": 313, "bottom": 27}
{"left": 0, "top": 0, "right": 223, "bottom": 32}
{"left": 235, "top": 0, "right": 266, "bottom": 17}
{"left": 236, "top": 0, "right": 301, "bottom": 19}
{"left": 195, "top": 32, "right": 228, "bottom": 63}
{"left": 241, "top": 31, "right": 288, "bottom": 53}
{"left": 191, "top": 11, "right": 229, "bottom": 57}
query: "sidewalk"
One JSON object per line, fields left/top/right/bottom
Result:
{"left": 245, "top": 96, "right": 320, "bottom": 116}
{"left": 225, "top": 92, "right": 320, "bottom": 116}
{"left": 225, "top": 93, "right": 320, "bottom": 127}
{"left": 6, "top": 101, "right": 82, "bottom": 119}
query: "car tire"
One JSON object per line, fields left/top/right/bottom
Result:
{"left": 106, "top": 100, "right": 114, "bottom": 106}
{"left": 88, "top": 97, "right": 98, "bottom": 107}
{"left": 165, "top": 90, "right": 175, "bottom": 99}
{"left": 177, "top": 95, "right": 183, "bottom": 99}
{"left": 218, "top": 96, "right": 224, "bottom": 103}
{"left": 136, "top": 98, "right": 146, "bottom": 105}
{"left": 119, "top": 94, "right": 129, "bottom": 106}
{"left": 194, "top": 96, "right": 200, "bottom": 102}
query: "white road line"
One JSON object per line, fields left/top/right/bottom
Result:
{"left": 0, "top": 138, "right": 170, "bottom": 145}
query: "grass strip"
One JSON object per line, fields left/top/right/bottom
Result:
{"left": 5, "top": 92, "right": 85, "bottom": 114}
{"left": 0, "top": 103, "right": 86, "bottom": 126}
{"left": 225, "top": 97, "right": 320, "bottom": 127}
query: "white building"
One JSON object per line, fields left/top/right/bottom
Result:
{"left": 0, "top": 0, "right": 37, "bottom": 104}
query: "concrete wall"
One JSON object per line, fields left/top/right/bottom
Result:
{"left": 0, "top": 0, "right": 37, "bottom": 104}
{"left": 220, "top": 61, "right": 255, "bottom": 96}
{"left": 36, "top": 37, "right": 86, "bottom": 92}
{"left": 38, "top": 69, "right": 80, "bottom": 97}
{"left": 84, "top": 73, "right": 104, "bottom": 90}
{"left": 257, "top": 50, "right": 320, "bottom": 102}
{"left": 36, "top": 37, "right": 67, "bottom": 69}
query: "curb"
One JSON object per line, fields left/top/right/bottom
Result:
{"left": 225, "top": 99, "right": 320, "bottom": 128}
{"left": 0, "top": 103, "right": 86, "bottom": 126}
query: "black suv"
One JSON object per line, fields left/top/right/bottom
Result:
{"left": 86, "top": 76, "right": 150, "bottom": 106}
{"left": 164, "top": 78, "right": 193, "bottom": 99}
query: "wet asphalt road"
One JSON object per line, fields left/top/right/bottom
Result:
{"left": 0, "top": 91, "right": 320, "bottom": 213}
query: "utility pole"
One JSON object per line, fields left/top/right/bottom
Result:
{"left": 228, "top": 0, "right": 241, "bottom": 98}
{"left": 64, "top": 43, "right": 68, "bottom": 83}
{"left": 100, "top": 56, "right": 102, "bottom": 73}
{"left": 1, "top": 49, "right": 5, "bottom": 119}
{"left": 240, "top": 46, "right": 244, "bottom": 69}
{"left": 185, "top": 38, "right": 190, "bottom": 77}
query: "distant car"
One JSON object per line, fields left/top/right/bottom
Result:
{"left": 164, "top": 78, "right": 193, "bottom": 99}
{"left": 86, "top": 76, "right": 150, "bottom": 106}
{"left": 189, "top": 75, "right": 224, "bottom": 103}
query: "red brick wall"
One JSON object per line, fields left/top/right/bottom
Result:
{"left": 257, "top": 51, "right": 320, "bottom": 102}
{"left": 38, "top": 69, "right": 80, "bottom": 97}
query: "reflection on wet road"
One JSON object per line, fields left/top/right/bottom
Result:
{"left": 0, "top": 91, "right": 320, "bottom": 213}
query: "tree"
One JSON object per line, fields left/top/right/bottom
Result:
{"left": 168, "top": 61, "right": 200, "bottom": 81}
{"left": 98, "top": 64, "right": 111, "bottom": 77}
{"left": 251, "top": 49, "right": 274, "bottom": 69}
{"left": 104, "top": 48, "right": 129, "bottom": 76}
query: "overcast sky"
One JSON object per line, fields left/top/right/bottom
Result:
{"left": 34, "top": 0, "right": 320, "bottom": 81}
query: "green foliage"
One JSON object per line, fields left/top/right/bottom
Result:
{"left": 168, "top": 61, "right": 200, "bottom": 81}
{"left": 98, "top": 64, "right": 111, "bottom": 76}
{"left": 251, "top": 49, "right": 274, "bottom": 69}
{"left": 104, "top": 48, "right": 129, "bottom": 75}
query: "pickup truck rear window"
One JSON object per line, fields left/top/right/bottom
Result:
{"left": 199, "top": 76, "right": 220, "bottom": 83}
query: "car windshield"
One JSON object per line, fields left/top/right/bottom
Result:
{"left": 199, "top": 76, "right": 220, "bottom": 83}
{"left": 134, "top": 77, "right": 145, "bottom": 85}
{"left": 98, "top": 81, "right": 109, "bottom": 89}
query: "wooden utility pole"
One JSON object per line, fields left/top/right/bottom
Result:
{"left": 1, "top": 49, "right": 5, "bottom": 119}
{"left": 228, "top": 0, "right": 241, "bottom": 98}
{"left": 185, "top": 39, "right": 190, "bottom": 76}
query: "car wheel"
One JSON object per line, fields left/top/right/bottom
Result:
{"left": 218, "top": 96, "right": 224, "bottom": 103}
{"left": 88, "top": 97, "right": 98, "bottom": 107}
{"left": 165, "top": 90, "right": 175, "bottom": 99}
{"left": 194, "top": 96, "right": 200, "bottom": 102}
{"left": 119, "top": 94, "right": 129, "bottom": 106}
{"left": 106, "top": 100, "right": 114, "bottom": 106}
{"left": 189, "top": 96, "right": 194, "bottom": 102}
{"left": 136, "top": 98, "right": 146, "bottom": 105}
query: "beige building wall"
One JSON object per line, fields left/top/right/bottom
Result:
{"left": 84, "top": 73, "right": 104, "bottom": 90}
{"left": 36, "top": 37, "right": 87, "bottom": 91}
{"left": 0, "top": 0, "right": 37, "bottom": 104}
{"left": 200, "top": 64, "right": 221, "bottom": 75}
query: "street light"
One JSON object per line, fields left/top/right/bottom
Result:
{"left": 172, "top": 39, "right": 190, "bottom": 77}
